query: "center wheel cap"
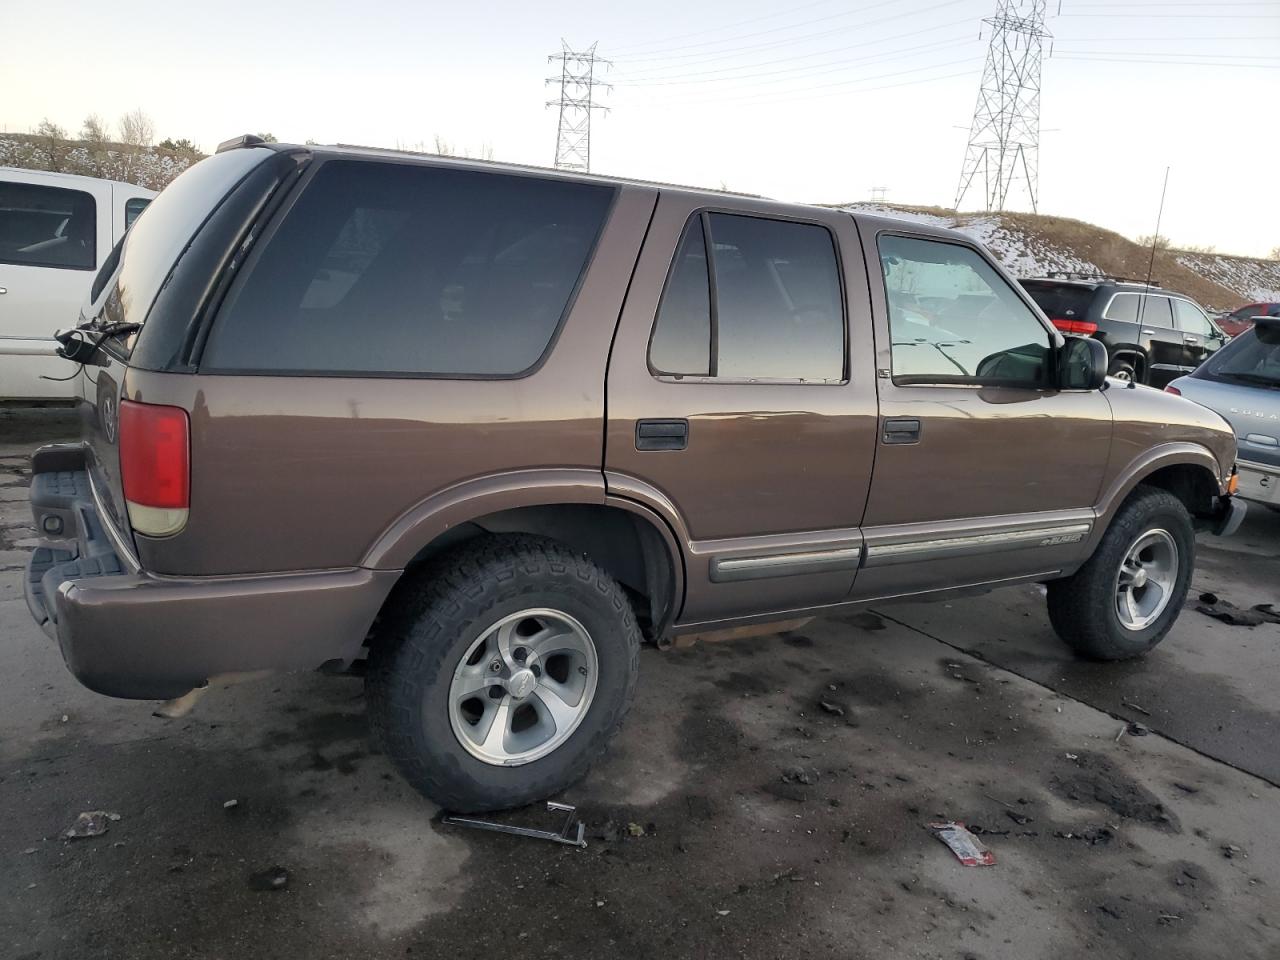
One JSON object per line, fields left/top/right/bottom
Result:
{"left": 508, "top": 668, "right": 537, "bottom": 700}
{"left": 1132, "top": 567, "right": 1148, "bottom": 589}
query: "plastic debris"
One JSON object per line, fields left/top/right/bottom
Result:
{"left": 929, "top": 821, "right": 996, "bottom": 866}
{"left": 223, "top": 799, "right": 240, "bottom": 810}
{"left": 248, "top": 866, "right": 290, "bottom": 891}
{"left": 818, "top": 700, "right": 845, "bottom": 716}
{"left": 64, "top": 810, "right": 120, "bottom": 840}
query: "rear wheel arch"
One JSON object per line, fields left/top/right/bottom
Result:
{"left": 378, "top": 502, "right": 683, "bottom": 643}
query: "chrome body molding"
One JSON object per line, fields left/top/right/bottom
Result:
{"left": 864, "top": 522, "right": 1092, "bottom": 567}
{"left": 710, "top": 545, "right": 863, "bottom": 583}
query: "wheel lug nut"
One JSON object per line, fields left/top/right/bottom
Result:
{"left": 490, "top": 659, "right": 502, "bottom": 673}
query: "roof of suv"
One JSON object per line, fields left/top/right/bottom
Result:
{"left": 219, "top": 135, "right": 976, "bottom": 245}
{"left": 1021, "top": 274, "right": 1189, "bottom": 300}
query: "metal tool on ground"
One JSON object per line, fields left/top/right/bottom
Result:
{"left": 443, "top": 801, "right": 587, "bottom": 848}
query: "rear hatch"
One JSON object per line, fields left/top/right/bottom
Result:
{"left": 73, "top": 146, "right": 294, "bottom": 548}
{"left": 1018, "top": 279, "right": 1099, "bottom": 336}
{"left": 1179, "top": 322, "right": 1280, "bottom": 468}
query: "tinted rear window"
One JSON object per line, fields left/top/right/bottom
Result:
{"left": 202, "top": 160, "right": 615, "bottom": 377}
{"left": 1196, "top": 325, "right": 1280, "bottom": 389}
{"left": 0, "top": 181, "right": 96, "bottom": 270}
{"left": 1019, "top": 281, "right": 1093, "bottom": 320}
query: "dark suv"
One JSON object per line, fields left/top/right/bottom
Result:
{"left": 23, "top": 138, "right": 1244, "bottom": 812}
{"left": 1019, "top": 274, "right": 1227, "bottom": 387}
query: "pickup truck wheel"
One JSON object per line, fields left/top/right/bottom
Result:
{"left": 365, "top": 535, "right": 641, "bottom": 813}
{"left": 1046, "top": 486, "right": 1194, "bottom": 660}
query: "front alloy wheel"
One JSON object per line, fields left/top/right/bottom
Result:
{"left": 1114, "top": 529, "right": 1179, "bottom": 631}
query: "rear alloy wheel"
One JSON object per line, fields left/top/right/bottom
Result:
{"left": 1047, "top": 486, "right": 1194, "bottom": 660}
{"left": 366, "top": 536, "right": 641, "bottom": 812}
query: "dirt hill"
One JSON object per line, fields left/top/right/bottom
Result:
{"left": 840, "top": 203, "right": 1277, "bottom": 312}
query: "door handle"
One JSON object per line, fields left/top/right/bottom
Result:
{"left": 635, "top": 419, "right": 688, "bottom": 451}
{"left": 882, "top": 418, "right": 921, "bottom": 444}
{"left": 0, "top": 287, "right": 7, "bottom": 295}
{"left": 1183, "top": 335, "right": 1198, "bottom": 343}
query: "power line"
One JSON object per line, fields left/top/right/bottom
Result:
{"left": 546, "top": 42, "right": 610, "bottom": 173}
{"left": 1054, "top": 54, "right": 1280, "bottom": 67}
{"left": 612, "top": 36, "right": 977, "bottom": 88}
{"left": 607, "top": 0, "right": 842, "bottom": 55}
{"left": 955, "top": 0, "right": 1049, "bottom": 214}
{"left": 610, "top": 15, "right": 976, "bottom": 74}
{"left": 612, "top": 0, "right": 968, "bottom": 64}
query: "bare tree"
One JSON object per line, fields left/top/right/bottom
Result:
{"left": 1270, "top": 246, "right": 1280, "bottom": 262}
{"left": 31, "top": 119, "right": 69, "bottom": 172}
{"left": 118, "top": 109, "right": 155, "bottom": 149}
{"left": 431, "top": 135, "right": 493, "bottom": 160}
{"left": 80, "top": 114, "right": 111, "bottom": 144}
{"left": 1136, "top": 234, "right": 1170, "bottom": 251}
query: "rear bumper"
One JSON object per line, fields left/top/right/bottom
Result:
{"left": 25, "top": 452, "right": 398, "bottom": 700}
{"left": 1236, "top": 459, "right": 1278, "bottom": 508}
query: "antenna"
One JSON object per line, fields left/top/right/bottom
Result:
{"left": 546, "top": 41, "right": 611, "bottom": 173}
{"left": 954, "top": 0, "right": 1051, "bottom": 213}
{"left": 1136, "top": 166, "right": 1171, "bottom": 327}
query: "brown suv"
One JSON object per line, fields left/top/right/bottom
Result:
{"left": 24, "top": 138, "right": 1245, "bottom": 811}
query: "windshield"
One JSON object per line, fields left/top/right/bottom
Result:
{"left": 92, "top": 147, "right": 275, "bottom": 351}
{"left": 1195, "top": 324, "right": 1280, "bottom": 389}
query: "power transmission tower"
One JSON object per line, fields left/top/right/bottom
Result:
{"left": 954, "top": 0, "right": 1051, "bottom": 213}
{"left": 546, "top": 41, "right": 610, "bottom": 172}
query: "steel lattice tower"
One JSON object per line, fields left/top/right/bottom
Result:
{"left": 547, "top": 42, "right": 610, "bottom": 172}
{"left": 954, "top": 0, "right": 1050, "bottom": 213}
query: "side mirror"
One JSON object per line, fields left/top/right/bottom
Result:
{"left": 1057, "top": 335, "right": 1107, "bottom": 390}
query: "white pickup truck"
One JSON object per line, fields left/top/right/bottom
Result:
{"left": 1, "top": 167, "right": 154, "bottom": 399}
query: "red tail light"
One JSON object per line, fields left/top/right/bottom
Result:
{"left": 119, "top": 399, "right": 190, "bottom": 536}
{"left": 1164, "top": 385, "right": 1181, "bottom": 396}
{"left": 1050, "top": 317, "right": 1099, "bottom": 336}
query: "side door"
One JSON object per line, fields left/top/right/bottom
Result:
{"left": 605, "top": 196, "right": 878, "bottom": 625}
{"left": 851, "top": 227, "right": 1112, "bottom": 602}
{"left": 1135, "top": 294, "right": 1189, "bottom": 386}
{"left": 1172, "top": 297, "right": 1223, "bottom": 368}
{"left": 0, "top": 176, "right": 104, "bottom": 398}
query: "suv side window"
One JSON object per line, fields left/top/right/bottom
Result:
{"left": 878, "top": 234, "right": 1050, "bottom": 386}
{"left": 1139, "top": 295, "right": 1174, "bottom": 327}
{"left": 203, "top": 160, "right": 614, "bottom": 377}
{"left": 649, "top": 212, "right": 844, "bottom": 382}
{"left": 1173, "top": 298, "right": 1214, "bottom": 335}
{"left": 0, "top": 181, "right": 97, "bottom": 270}
{"left": 1104, "top": 292, "right": 1140, "bottom": 323}
{"left": 124, "top": 197, "right": 150, "bottom": 229}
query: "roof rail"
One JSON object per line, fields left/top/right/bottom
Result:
{"left": 216, "top": 134, "right": 267, "bottom": 154}
{"left": 1042, "top": 270, "right": 1162, "bottom": 286}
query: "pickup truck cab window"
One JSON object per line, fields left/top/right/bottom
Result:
{"left": 0, "top": 181, "right": 97, "bottom": 270}
{"left": 878, "top": 234, "right": 1050, "bottom": 386}
{"left": 649, "top": 212, "right": 844, "bottom": 382}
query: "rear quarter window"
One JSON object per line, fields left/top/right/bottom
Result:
{"left": 201, "top": 160, "right": 615, "bottom": 377}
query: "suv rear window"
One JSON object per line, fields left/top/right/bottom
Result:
{"left": 203, "top": 160, "right": 615, "bottom": 377}
{"left": 1019, "top": 281, "right": 1093, "bottom": 321}
{"left": 0, "top": 181, "right": 96, "bottom": 270}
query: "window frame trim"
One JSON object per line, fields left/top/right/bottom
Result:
{"left": 875, "top": 229, "right": 1059, "bottom": 390}
{"left": 0, "top": 182, "right": 98, "bottom": 272}
{"left": 646, "top": 206, "right": 850, "bottom": 386}
{"left": 196, "top": 155, "right": 620, "bottom": 381}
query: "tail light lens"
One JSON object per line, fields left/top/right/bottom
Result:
{"left": 1164, "top": 385, "right": 1182, "bottom": 396}
{"left": 1050, "top": 318, "right": 1099, "bottom": 336}
{"left": 119, "top": 399, "right": 190, "bottom": 537}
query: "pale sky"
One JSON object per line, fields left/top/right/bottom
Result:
{"left": 4, "top": 0, "right": 1278, "bottom": 255}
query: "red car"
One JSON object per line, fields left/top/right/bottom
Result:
{"left": 1219, "top": 302, "right": 1280, "bottom": 337}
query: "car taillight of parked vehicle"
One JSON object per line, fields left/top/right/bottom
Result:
{"left": 1049, "top": 317, "right": 1098, "bottom": 336}
{"left": 119, "top": 399, "right": 190, "bottom": 537}
{"left": 1164, "top": 385, "right": 1181, "bottom": 396}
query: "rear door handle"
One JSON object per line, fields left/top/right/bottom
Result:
{"left": 636, "top": 419, "right": 688, "bottom": 451}
{"left": 1184, "top": 335, "right": 1198, "bottom": 343}
{"left": 882, "top": 418, "right": 921, "bottom": 444}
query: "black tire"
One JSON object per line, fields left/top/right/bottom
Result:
{"left": 1108, "top": 358, "right": 1138, "bottom": 383}
{"left": 366, "top": 535, "right": 641, "bottom": 812}
{"left": 1046, "top": 486, "right": 1194, "bottom": 660}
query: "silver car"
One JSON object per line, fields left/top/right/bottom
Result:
{"left": 1169, "top": 317, "right": 1280, "bottom": 510}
